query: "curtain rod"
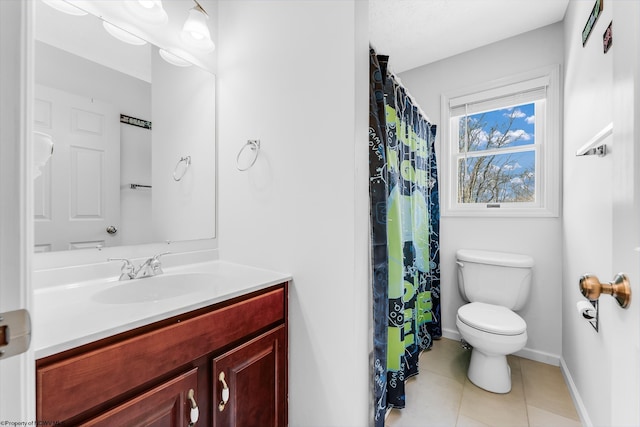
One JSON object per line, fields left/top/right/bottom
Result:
{"left": 370, "top": 42, "right": 433, "bottom": 123}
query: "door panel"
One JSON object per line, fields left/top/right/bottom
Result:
{"left": 33, "top": 85, "right": 120, "bottom": 251}
{"left": 212, "top": 327, "right": 286, "bottom": 427}
{"left": 80, "top": 369, "right": 198, "bottom": 427}
{"left": 610, "top": 2, "right": 640, "bottom": 425}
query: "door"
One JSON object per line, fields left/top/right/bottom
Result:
{"left": 0, "top": 0, "right": 34, "bottom": 422}
{"left": 212, "top": 327, "right": 286, "bottom": 427}
{"left": 33, "top": 85, "right": 120, "bottom": 252}
{"left": 79, "top": 369, "right": 199, "bottom": 427}
{"left": 610, "top": 2, "right": 640, "bottom": 425}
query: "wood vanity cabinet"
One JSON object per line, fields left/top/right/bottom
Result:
{"left": 36, "top": 283, "right": 288, "bottom": 427}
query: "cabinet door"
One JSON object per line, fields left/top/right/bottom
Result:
{"left": 213, "top": 326, "right": 286, "bottom": 427}
{"left": 80, "top": 368, "right": 199, "bottom": 427}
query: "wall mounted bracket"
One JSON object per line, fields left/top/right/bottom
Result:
{"left": 576, "top": 122, "right": 612, "bottom": 157}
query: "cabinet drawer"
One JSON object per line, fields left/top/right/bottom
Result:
{"left": 37, "top": 285, "right": 285, "bottom": 422}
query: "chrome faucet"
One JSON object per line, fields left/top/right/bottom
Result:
{"left": 109, "top": 252, "right": 170, "bottom": 280}
{"left": 108, "top": 258, "right": 135, "bottom": 281}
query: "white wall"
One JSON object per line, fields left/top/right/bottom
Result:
{"left": 563, "top": 1, "right": 640, "bottom": 426}
{"left": 217, "top": 1, "right": 370, "bottom": 425}
{"left": 398, "top": 23, "right": 565, "bottom": 363}
{"left": 151, "top": 53, "right": 216, "bottom": 243}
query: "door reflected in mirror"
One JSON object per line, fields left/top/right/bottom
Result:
{"left": 33, "top": 0, "right": 216, "bottom": 253}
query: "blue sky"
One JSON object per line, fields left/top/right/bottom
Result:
{"left": 460, "top": 102, "right": 536, "bottom": 202}
{"left": 473, "top": 102, "right": 535, "bottom": 148}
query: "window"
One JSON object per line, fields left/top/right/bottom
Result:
{"left": 441, "top": 66, "right": 560, "bottom": 217}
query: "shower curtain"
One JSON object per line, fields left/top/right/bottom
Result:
{"left": 369, "top": 47, "right": 441, "bottom": 425}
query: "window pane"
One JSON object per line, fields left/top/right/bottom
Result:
{"left": 458, "top": 103, "right": 535, "bottom": 153}
{"left": 457, "top": 151, "right": 535, "bottom": 204}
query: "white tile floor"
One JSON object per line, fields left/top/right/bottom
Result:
{"left": 386, "top": 338, "right": 582, "bottom": 427}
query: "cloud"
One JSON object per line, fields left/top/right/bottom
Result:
{"left": 505, "top": 109, "right": 526, "bottom": 119}
{"left": 505, "top": 129, "right": 531, "bottom": 143}
{"left": 503, "top": 162, "right": 522, "bottom": 171}
{"left": 525, "top": 115, "right": 535, "bottom": 124}
{"left": 510, "top": 177, "right": 524, "bottom": 184}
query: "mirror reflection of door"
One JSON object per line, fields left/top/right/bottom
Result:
{"left": 34, "top": 85, "right": 120, "bottom": 252}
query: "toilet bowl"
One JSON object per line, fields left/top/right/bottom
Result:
{"left": 455, "top": 249, "right": 534, "bottom": 394}
{"left": 456, "top": 302, "right": 527, "bottom": 393}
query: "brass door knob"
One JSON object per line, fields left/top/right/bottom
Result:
{"left": 579, "top": 273, "right": 631, "bottom": 308}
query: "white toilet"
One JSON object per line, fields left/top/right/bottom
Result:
{"left": 455, "top": 249, "right": 534, "bottom": 393}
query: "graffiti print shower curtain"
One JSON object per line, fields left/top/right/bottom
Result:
{"left": 369, "top": 48, "right": 441, "bottom": 426}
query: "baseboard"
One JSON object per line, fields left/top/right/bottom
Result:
{"left": 560, "top": 357, "right": 593, "bottom": 427}
{"left": 442, "top": 327, "right": 461, "bottom": 341}
{"left": 514, "top": 347, "right": 561, "bottom": 366}
{"left": 441, "top": 327, "right": 561, "bottom": 366}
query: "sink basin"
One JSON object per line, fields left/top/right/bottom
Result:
{"left": 92, "top": 273, "right": 215, "bottom": 304}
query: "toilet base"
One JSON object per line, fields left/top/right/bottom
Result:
{"left": 467, "top": 348, "right": 512, "bottom": 393}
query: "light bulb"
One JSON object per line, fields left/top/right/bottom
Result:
{"left": 125, "top": 0, "right": 168, "bottom": 25}
{"left": 138, "top": 0, "right": 156, "bottom": 9}
{"left": 181, "top": 4, "right": 215, "bottom": 52}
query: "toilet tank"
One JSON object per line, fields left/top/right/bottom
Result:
{"left": 456, "top": 249, "right": 534, "bottom": 310}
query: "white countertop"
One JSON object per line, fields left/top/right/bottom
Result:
{"left": 33, "top": 260, "right": 291, "bottom": 359}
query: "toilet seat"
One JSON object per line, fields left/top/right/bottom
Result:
{"left": 458, "top": 302, "right": 526, "bottom": 336}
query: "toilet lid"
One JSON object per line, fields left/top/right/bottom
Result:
{"left": 458, "top": 302, "right": 526, "bottom": 335}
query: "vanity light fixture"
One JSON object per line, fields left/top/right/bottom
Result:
{"left": 102, "top": 21, "right": 147, "bottom": 46}
{"left": 181, "top": 0, "right": 215, "bottom": 52}
{"left": 159, "top": 49, "right": 192, "bottom": 67}
{"left": 124, "top": 0, "right": 169, "bottom": 25}
{"left": 41, "top": 0, "right": 88, "bottom": 16}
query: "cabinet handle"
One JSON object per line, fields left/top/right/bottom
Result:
{"left": 218, "top": 372, "right": 230, "bottom": 412}
{"left": 187, "top": 388, "right": 199, "bottom": 426}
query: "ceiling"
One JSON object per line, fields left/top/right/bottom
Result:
{"left": 369, "top": 0, "right": 570, "bottom": 73}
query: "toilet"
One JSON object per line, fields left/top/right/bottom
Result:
{"left": 455, "top": 249, "right": 534, "bottom": 393}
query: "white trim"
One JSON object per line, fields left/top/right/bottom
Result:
{"left": 442, "top": 327, "right": 562, "bottom": 366}
{"left": 22, "top": 0, "right": 36, "bottom": 421}
{"left": 514, "top": 346, "right": 560, "bottom": 366}
{"left": 450, "top": 75, "right": 550, "bottom": 109}
{"left": 0, "top": 0, "right": 36, "bottom": 421}
{"left": 441, "top": 65, "right": 561, "bottom": 218}
{"left": 560, "top": 357, "right": 594, "bottom": 427}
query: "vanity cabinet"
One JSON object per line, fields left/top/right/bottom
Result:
{"left": 36, "top": 283, "right": 288, "bottom": 426}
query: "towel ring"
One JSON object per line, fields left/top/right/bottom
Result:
{"left": 236, "top": 140, "right": 260, "bottom": 171}
{"left": 173, "top": 156, "right": 191, "bottom": 181}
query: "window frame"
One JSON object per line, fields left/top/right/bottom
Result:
{"left": 440, "top": 66, "right": 561, "bottom": 217}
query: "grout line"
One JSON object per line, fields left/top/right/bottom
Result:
{"left": 520, "top": 362, "right": 532, "bottom": 426}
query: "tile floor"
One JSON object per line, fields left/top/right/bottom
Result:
{"left": 386, "top": 338, "right": 582, "bottom": 427}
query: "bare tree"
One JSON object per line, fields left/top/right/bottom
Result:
{"left": 458, "top": 110, "right": 535, "bottom": 204}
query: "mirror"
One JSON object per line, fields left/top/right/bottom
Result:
{"left": 33, "top": 0, "right": 216, "bottom": 253}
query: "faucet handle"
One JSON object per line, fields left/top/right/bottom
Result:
{"left": 150, "top": 252, "right": 170, "bottom": 274}
{"left": 108, "top": 257, "right": 134, "bottom": 269}
{"left": 107, "top": 258, "right": 135, "bottom": 280}
{"left": 152, "top": 252, "right": 171, "bottom": 261}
